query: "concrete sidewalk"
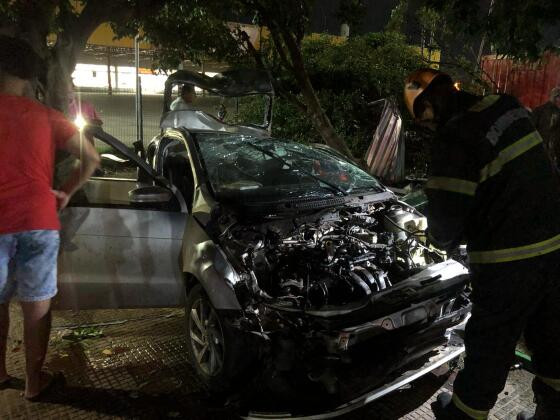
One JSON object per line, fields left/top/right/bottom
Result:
{"left": 1, "top": 305, "right": 535, "bottom": 419}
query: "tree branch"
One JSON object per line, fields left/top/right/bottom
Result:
{"left": 15, "top": 0, "right": 59, "bottom": 52}
{"left": 238, "top": 27, "right": 306, "bottom": 112}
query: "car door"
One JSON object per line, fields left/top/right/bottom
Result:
{"left": 53, "top": 129, "right": 188, "bottom": 310}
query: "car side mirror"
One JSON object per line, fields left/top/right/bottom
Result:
{"left": 129, "top": 186, "right": 173, "bottom": 205}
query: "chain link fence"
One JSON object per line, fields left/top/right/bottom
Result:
{"left": 76, "top": 90, "right": 163, "bottom": 149}
{"left": 78, "top": 89, "right": 266, "bottom": 151}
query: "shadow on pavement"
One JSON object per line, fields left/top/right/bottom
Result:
{"left": 345, "top": 372, "right": 450, "bottom": 419}
{"left": 7, "top": 383, "right": 234, "bottom": 420}
{"left": 0, "top": 371, "right": 447, "bottom": 420}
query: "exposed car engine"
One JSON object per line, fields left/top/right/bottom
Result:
{"left": 214, "top": 199, "right": 469, "bottom": 409}
{"left": 223, "top": 201, "right": 445, "bottom": 311}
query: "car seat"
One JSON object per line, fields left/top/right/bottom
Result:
{"left": 163, "top": 153, "right": 195, "bottom": 212}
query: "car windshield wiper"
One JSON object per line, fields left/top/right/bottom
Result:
{"left": 244, "top": 142, "right": 348, "bottom": 197}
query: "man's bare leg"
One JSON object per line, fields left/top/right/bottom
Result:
{"left": 0, "top": 303, "right": 9, "bottom": 382}
{"left": 20, "top": 299, "right": 52, "bottom": 398}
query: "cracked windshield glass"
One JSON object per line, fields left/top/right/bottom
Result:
{"left": 196, "top": 134, "right": 383, "bottom": 202}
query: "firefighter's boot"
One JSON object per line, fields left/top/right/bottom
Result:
{"left": 431, "top": 392, "right": 474, "bottom": 419}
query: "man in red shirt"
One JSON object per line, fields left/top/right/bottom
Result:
{"left": 0, "top": 36, "right": 100, "bottom": 400}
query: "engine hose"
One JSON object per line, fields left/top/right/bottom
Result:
{"left": 349, "top": 271, "right": 372, "bottom": 296}
{"left": 247, "top": 270, "right": 273, "bottom": 300}
{"left": 353, "top": 266, "right": 381, "bottom": 292}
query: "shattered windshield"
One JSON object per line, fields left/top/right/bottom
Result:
{"left": 195, "top": 133, "right": 383, "bottom": 203}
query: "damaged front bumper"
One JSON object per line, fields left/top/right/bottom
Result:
{"left": 329, "top": 295, "right": 470, "bottom": 352}
{"left": 244, "top": 318, "right": 467, "bottom": 420}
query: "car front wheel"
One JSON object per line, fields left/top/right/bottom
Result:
{"left": 185, "top": 284, "right": 248, "bottom": 392}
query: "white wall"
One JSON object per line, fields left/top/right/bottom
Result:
{"left": 72, "top": 63, "right": 218, "bottom": 95}
{"left": 71, "top": 64, "right": 170, "bottom": 94}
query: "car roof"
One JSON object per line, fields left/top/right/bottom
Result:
{"left": 165, "top": 69, "right": 273, "bottom": 97}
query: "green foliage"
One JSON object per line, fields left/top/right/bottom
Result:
{"left": 426, "top": 0, "right": 560, "bottom": 60}
{"left": 408, "top": 4, "right": 492, "bottom": 92}
{"left": 62, "top": 326, "right": 104, "bottom": 342}
{"left": 113, "top": 0, "right": 248, "bottom": 69}
{"left": 238, "top": 32, "right": 424, "bottom": 157}
{"left": 385, "top": 0, "right": 408, "bottom": 34}
{"left": 0, "top": 0, "right": 17, "bottom": 26}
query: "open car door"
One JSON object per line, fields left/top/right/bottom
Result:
{"left": 53, "top": 127, "right": 188, "bottom": 310}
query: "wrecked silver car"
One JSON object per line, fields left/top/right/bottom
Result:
{"left": 56, "top": 70, "right": 471, "bottom": 418}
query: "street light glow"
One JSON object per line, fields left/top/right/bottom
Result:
{"left": 74, "top": 114, "right": 87, "bottom": 131}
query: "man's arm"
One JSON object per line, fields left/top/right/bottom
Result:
{"left": 424, "top": 135, "right": 478, "bottom": 251}
{"left": 53, "top": 132, "right": 100, "bottom": 210}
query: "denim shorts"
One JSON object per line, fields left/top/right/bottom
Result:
{"left": 0, "top": 230, "right": 59, "bottom": 303}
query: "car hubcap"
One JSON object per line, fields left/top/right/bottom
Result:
{"left": 189, "top": 298, "right": 224, "bottom": 376}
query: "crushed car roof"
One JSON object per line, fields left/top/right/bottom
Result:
{"left": 165, "top": 69, "right": 273, "bottom": 97}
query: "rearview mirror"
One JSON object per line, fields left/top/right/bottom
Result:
{"left": 129, "top": 186, "right": 172, "bottom": 205}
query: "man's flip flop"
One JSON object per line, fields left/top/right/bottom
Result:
{"left": 25, "top": 372, "right": 66, "bottom": 402}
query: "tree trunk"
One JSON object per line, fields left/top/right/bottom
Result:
{"left": 45, "top": 35, "right": 85, "bottom": 112}
{"left": 282, "top": 31, "right": 356, "bottom": 160}
{"left": 7, "top": 0, "right": 143, "bottom": 111}
{"left": 299, "top": 80, "right": 355, "bottom": 159}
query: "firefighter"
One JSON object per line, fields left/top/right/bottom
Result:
{"left": 404, "top": 68, "right": 560, "bottom": 419}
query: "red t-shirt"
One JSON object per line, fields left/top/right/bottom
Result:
{"left": 0, "top": 94, "right": 77, "bottom": 234}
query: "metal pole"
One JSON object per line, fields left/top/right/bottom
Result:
{"left": 138, "top": 77, "right": 143, "bottom": 145}
{"left": 133, "top": 34, "right": 145, "bottom": 162}
{"left": 107, "top": 47, "right": 112, "bottom": 95}
{"left": 134, "top": 35, "right": 141, "bottom": 144}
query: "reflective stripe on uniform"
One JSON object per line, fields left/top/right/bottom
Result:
{"left": 486, "top": 108, "right": 530, "bottom": 146}
{"left": 452, "top": 393, "right": 489, "bottom": 419}
{"left": 469, "top": 95, "right": 500, "bottom": 112}
{"left": 469, "top": 233, "right": 560, "bottom": 264}
{"left": 425, "top": 177, "right": 478, "bottom": 196}
{"left": 479, "top": 131, "right": 543, "bottom": 183}
{"left": 538, "top": 375, "right": 560, "bottom": 392}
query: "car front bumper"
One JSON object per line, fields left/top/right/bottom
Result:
{"left": 244, "top": 317, "right": 467, "bottom": 420}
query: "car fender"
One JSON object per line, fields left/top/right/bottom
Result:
{"left": 182, "top": 215, "right": 242, "bottom": 310}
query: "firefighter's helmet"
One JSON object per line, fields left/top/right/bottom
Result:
{"left": 404, "top": 68, "right": 453, "bottom": 118}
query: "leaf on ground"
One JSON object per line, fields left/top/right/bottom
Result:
{"left": 102, "top": 349, "right": 113, "bottom": 356}
{"left": 62, "top": 326, "right": 104, "bottom": 342}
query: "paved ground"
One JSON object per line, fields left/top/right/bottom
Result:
{"left": 1, "top": 305, "right": 535, "bottom": 419}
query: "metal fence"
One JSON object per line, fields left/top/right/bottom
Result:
{"left": 481, "top": 52, "right": 560, "bottom": 109}
{"left": 76, "top": 90, "right": 163, "bottom": 149}
{"left": 78, "top": 90, "right": 245, "bottom": 150}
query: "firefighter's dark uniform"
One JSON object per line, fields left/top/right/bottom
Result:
{"left": 425, "top": 93, "right": 560, "bottom": 419}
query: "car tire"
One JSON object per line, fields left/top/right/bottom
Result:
{"left": 184, "top": 283, "right": 248, "bottom": 393}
